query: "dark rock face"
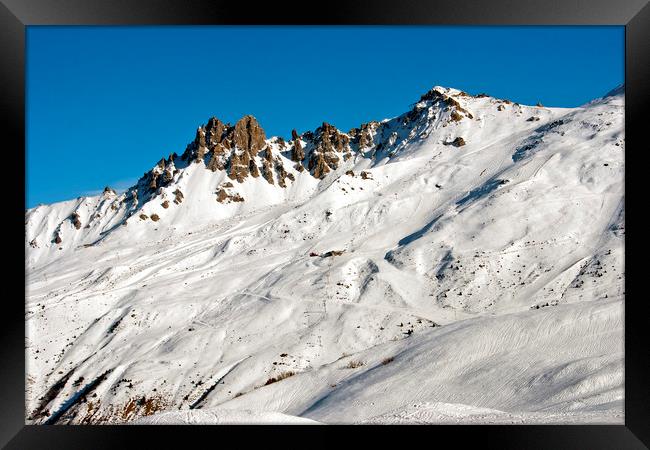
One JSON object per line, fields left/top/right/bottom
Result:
{"left": 249, "top": 158, "right": 260, "bottom": 178}
{"left": 228, "top": 152, "right": 250, "bottom": 183}
{"left": 290, "top": 129, "right": 305, "bottom": 163}
{"left": 306, "top": 122, "right": 351, "bottom": 179}
{"left": 261, "top": 149, "right": 275, "bottom": 185}
{"left": 275, "top": 158, "right": 291, "bottom": 188}
{"left": 446, "top": 137, "right": 466, "bottom": 147}
{"left": 173, "top": 189, "right": 184, "bottom": 204}
{"left": 216, "top": 188, "right": 244, "bottom": 203}
{"left": 233, "top": 115, "right": 266, "bottom": 156}
{"left": 70, "top": 213, "right": 82, "bottom": 230}
{"left": 450, "top": 111, "right": 463, "bottom": 122}
{"left": 216, "top": 188, "right": 229, "bottom": 203}
{"left": 179, "top": 115, "right": 269, "bottom": 181}
{"left": 350, "top": 122, "right": 378, "bottom": 151}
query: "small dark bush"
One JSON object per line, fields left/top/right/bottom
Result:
{"left": 345, "top": 360, "right": 364, "bottom": 369}
{"left": 264, "top": 371, "right": 295, "bottom": 385}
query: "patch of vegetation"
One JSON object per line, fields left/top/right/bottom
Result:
{"left": 264, "top": 371, "right": 295, "bottom": 385}
{"left": 345, "top": 360, "right": 364, "bottom": 369}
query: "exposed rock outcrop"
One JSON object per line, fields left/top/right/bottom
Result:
{"left": 173, "top": 189, "right": 184, "bottom": 204}
{"left": 290, "top": 129, "right": 305, "bottom": 163}
{"left": 445, "top": 137, "right": 466, "bottom": 147}
{"left": 216, "top": 188, "right": 244, "bottom": 203}
{"left": 306, "top": 122, "right": 350, "bottom": 179}
{"left": 117, "top": 85, "right": 497, "bottom": 212}
{"left": 261, "top": 149, "right": 275, "bottom": 185}
{"left": 70, "top": 213, "right": 82, "bottom": 230}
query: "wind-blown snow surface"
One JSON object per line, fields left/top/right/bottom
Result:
{"left": 25, "top": 86, "right": 624, "bottom": 424}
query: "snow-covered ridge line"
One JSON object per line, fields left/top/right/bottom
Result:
{"left": 25, "top": 85, "right": 582, "bottom": 258}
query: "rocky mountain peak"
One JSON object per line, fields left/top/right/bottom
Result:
{"left": 233, "top": 115, "right": 266, "bottom": 156}
{"left": 302, "top": 122, "right": 352, "bottom": 178}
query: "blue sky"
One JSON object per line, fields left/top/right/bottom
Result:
{"left": 26, "top": 26, "right": 623, "bottom": 207}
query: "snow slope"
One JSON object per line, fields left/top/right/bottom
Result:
{"left": 25, "top": 85, "right": 624, "bottom": 424}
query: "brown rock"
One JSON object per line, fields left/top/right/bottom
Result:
{"left": 291, "top": 132, "right": 304, "bottom": 162}
{"left": 194, "top": 128, "right": 208, "bottom": 162}
{"left": 216, "top": 188, "right": 229, "bottom": 203}
{"left": 228, "top": 153, "right": 249, "bottom": 183}
{"left": 161, "top": 201, "right": 170, "bottom": 209}
{"left": 356, "top": 122, "right": 377, "bottom": 150}
{"left": 216, "top": 188, "right": 245, "bottom": 203}
{"left": 173, "top": 189, "right": 184, "bottom": 204}
{"left": 71, "top": 213, "right": 82, "bottom": 230}
{"left": 310, "top": 153, "right": 330, "bottom": 179}
{"left": 249, "top": 159, "right": 260, "bottom": 178}
{"left": 233, "top": 115, "right": 266, "bottom": 156}
{"left": 162, "top": 170, "right": 173, "bottom": 183}
{"left": 150, "top": 214, "right": 160, "bottom": 222}
{"left": 261, "top": 148, "right": 275, "bottom": 185}
{"left": 205, "top": 117, "right": 226, "bottom": 146}
{"left": 446, "top": 137, "right": 466, "bottom": 147}
{"left": 275, "top": 158, "right": 291, "bottom": 188}
{"left": 206, "top": 145, "right": 227, "bottom": 172}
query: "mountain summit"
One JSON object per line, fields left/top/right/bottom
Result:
{"left": 26, "top": 85, "right": 624, "bottom": 424}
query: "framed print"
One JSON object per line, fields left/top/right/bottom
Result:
{"left": 3, "top": 0, "right": 649, "bottom": 448}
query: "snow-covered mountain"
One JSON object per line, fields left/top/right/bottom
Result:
{"left": 25, "top": 85, "right": 624, "bottom": 424}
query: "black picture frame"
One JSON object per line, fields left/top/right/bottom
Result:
{"left": 3, "top": 1, "right": 648, "bottom": 448}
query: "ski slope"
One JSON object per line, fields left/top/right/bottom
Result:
{"left": 25, "top": 85, "right": 624, "bottom": 424}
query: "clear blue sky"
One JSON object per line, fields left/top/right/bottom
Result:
{"left": 26, "top": 26, "right": 623, "bottom": 207}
